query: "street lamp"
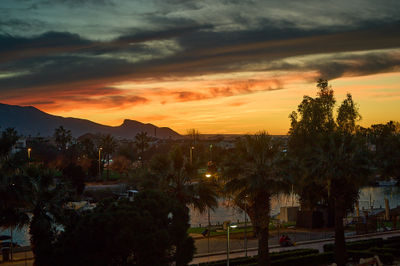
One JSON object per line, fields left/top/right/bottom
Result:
{"left": 27, "top": 148, "right": 31, "bottom": 159}
{"left": 205, "top": 173, "right": 212, "bottom": 259}
{"left": 226, "top": 221, "right": 237, "bottom": 266}
{"left": 190, "top": 146, "right": 194, "bottom": 165}
{"left": 98, "top": 147, "right": 103, "bottom": 180}
{"left": 244, "top": 201, "right": 248, "bottom": 257}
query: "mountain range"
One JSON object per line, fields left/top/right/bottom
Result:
{"left": 0, "top": 103, "right": 180, "bottom": 139}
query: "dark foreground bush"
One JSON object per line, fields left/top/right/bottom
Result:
{"left": 198, "top": 249, "right": 319, "bottom": 266}
{"left": 323, "top": 238, "right": 383, "bottom": 252}
{"left": 271, "top": 252, "right": 334, "bottom": 266}
{"left": 347, "top": 250, "right": 394, "bottom": 265}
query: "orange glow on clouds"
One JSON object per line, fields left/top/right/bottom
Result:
{"left": 7, "top": 70, "right": 393, "bottom": 135}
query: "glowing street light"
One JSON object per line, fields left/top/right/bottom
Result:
{"left": 226, "top": 221, "right": 237, "bottom": 266}
{"left": 27, "top": 148, "right": 32, "bottom": 160}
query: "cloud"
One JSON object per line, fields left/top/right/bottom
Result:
{"left": 0, "top": 17, "right": 400, "bottom": 108}
{"left": 265, "top": 50, "right": 400, "bottom": 80}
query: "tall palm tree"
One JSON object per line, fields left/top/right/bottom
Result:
{"left": 20, "top": 164, "right": 69, "bottom": 266}
{"left": 0, "top": 128, "right": 28, "bottom": 260}
{"left": 223, "top": 132, "right": 287, "bottom": 266}
{"left": 149, "top": 145, "right": 218, "bottom": 212}
{"left": 146, "top": 145, "right": 218, "bottom": 265}
{"left": 134, "top": 131, "right": 150, "bottom": 156}
{"left": 53, "top": 126, "right": 72, "bottom": 151}
{"left": 306, "top": 132, "right": 370, "bottom": 266}
{"left": 0, "top": 173, "right": 30, "bottom": 260}
{"left": 99, "top": 134, "right": 118, "bottom": 180}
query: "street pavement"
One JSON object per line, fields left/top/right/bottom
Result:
{"left": 191, "top": 230, "right": 400, "bottom": 265}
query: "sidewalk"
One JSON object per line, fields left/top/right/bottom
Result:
{"left": 190, "top": 230, "right": 400, "bottom": 265}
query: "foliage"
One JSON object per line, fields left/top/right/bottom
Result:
{"left": 0, "top": 128, "right": 19, "bottom": 157}
{"left": 134, "top": 131, "right": 150, "bottom": 156}
{"left": 62, "top": 163, "right": 86, "bottom": 195}
{"left": 223, "top": 131, "right": 287, "bottom": 265}
{"left": 99, "top": 134, "right": 118, "bottom": 180}
{"left": 53, "top": 126, "right": 72, "bottom": 151}
{"left": 52, "top": 190, "right": 195, "bottom": 266}
{"left": 366, "top": 121, "right": 400, "bottom": 180}
{"left": 271, "top": 252, "right": 334, "bottom": 266}
{"left": 323, "top": 238, "right": 384, "bottom": 252}
{"left": 288, "top": 79, "right": 371, "bottom": 266}
{"left": 146, "top": 145, "right": 218, "bottom": 213}
{"left": 198, "top": 249, "right": 321, "bottom": 266}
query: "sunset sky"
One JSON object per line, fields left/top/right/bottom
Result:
{"left": 1, "top": 0, "right": 399, "bottom": 134}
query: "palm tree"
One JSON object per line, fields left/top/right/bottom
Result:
{"left": 306, "top": 132, "right": 370, "bottom": 266}
{"left": 99, "top": 134, "right": 118, "bottom": 180}
{"left": 149, "top": 145, "right": 218, "bottom": 212}
{"left": 53, "top": 126, "right": 72, "bottom": 151}
{"left": 0, "top": 173, "right": 30, "bottom": 260}
{"left": 223, "top": 132, "right": 287, "bottom": 265}
{"left": 21, "top": 164, "right": 69, "bottom": 266}
{"left": 134, "top": 131, "right": 150, "bottom": 156}
{"left": 0, "top": 128, "right": 28, "bottom": 260}
{"left": 146, "top": 145, "right": 218, "bottom": 265}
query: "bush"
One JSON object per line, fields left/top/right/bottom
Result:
{"left": 347, "top": 250, "right": 394, "bottom": 265}
{"left": 383, "top": 235, "right": 400, "bottom": 245}
{"left": 383, "top": 242, "right": 400, "bottom": 249}
{"left": 271, "top": 252, "right": 334, "bottom": 266}
{"left": 323, "top": 238, "right": 383, "bottom": 252}
{"left": 198, "top": 249, "right": 319, "bottom": 266}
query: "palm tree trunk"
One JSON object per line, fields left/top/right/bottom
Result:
{"left": 257, "top": 223, "right": 270, "bottom": 265}
{"left": 334, "top": 197, "right": 347, "bottom": 266}
{"left": 255, "top": 193, "right": 270, "bottom": 266}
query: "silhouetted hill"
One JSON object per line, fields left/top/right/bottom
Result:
{"left": 0, "top": 103, "right": 180, "bottom": 139}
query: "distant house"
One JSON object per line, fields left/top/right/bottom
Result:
{"left": 11, "top": 138, "right": 26, "bottom": 154}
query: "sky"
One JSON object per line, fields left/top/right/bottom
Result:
{"left": 0, "top": 0, "right": 399, "bottom": 135}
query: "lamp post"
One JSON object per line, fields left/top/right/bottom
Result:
{"left": 226, "top": 222, "right": 237, "bottom": 266}
{"left": 190, "top": 146, "right": 194, "bottom": 165}
{"left": 244, "top": 201, "right": 248, "bottom": 257}
{"left": 27, "top": 148, "right": 32, "bottom": 165}
{"left": 205, "top": 173, "right": 212, "bottom": 259}
{"left": 98, "top": 147, "right": 103, "bottom": 180}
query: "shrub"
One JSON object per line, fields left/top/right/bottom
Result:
{"left": 347, "top": 250, "right": 394, "bottom": 265}
{"left": 323, "top": 238, "right": 383, "bottom": 252}
{"left": 271, "top": 252, "right": 334, "bottom": 266}
{"left": 198, "top": 249, "right": 319, "bottom": 266}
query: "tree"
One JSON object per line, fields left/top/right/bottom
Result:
{"left": 22, "top": 165, "right": 69, "bottom": 266}
{"left": 53, "top": 126, "right": 72, "bottom": 151}
{"left": 307, "top": 132, "right": 369, "bottom": 265}
{"left": 62, "top": 163, "right": 86, "bottom": 195}
{"left": 223, "top": 132, "right": 287, "bottom": 265}
{"left": 52, "top": 190, "right": 195, "bottom": 266}
{"left": 0, "top": 128, "right": 19, "bottom": 158}
{"left": 0, "top": 128, "right": 28, "bottom": 260}
{"left": 288, "top": 80, "right": 371, "bottom": 266}
{"left": 367, "top": 121, "right": 400, "bottom": 181}
{"left": 148, "top": 145, "right": 218, "bottom": 212}
{"left": 145, "top": 146, "right": 218, "bottom": 265}
{"left": 134, "top": 131, "right": 150, "bottom": 156}
{"left": 0, "top": 172, "right": 30, "bottom": 260}
{"left": 99, "top": 134, "right": 118, "bottom": 180}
